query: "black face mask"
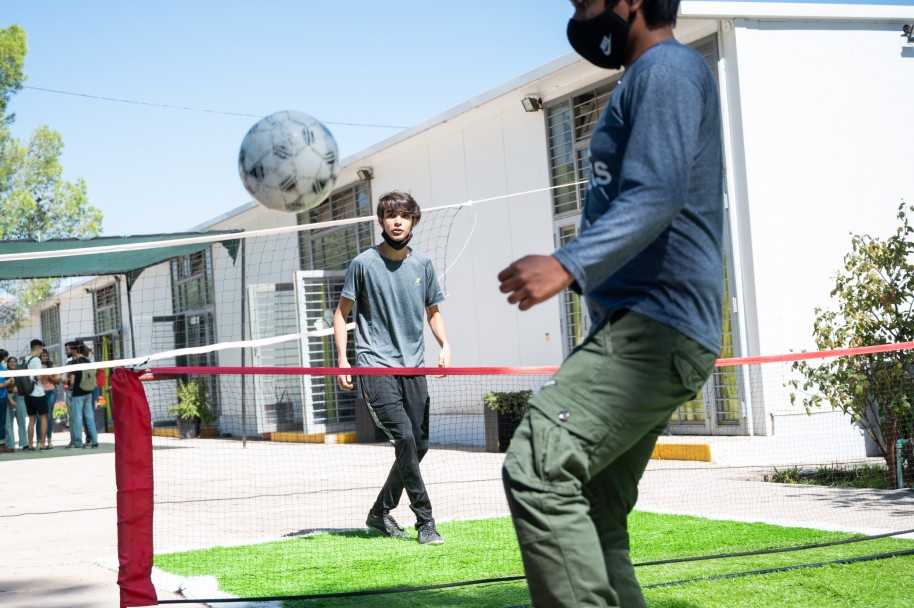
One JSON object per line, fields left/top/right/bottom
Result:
{"left": 381, "top": 229, "right": 412, "bottom": 251}
{"left": 566, "top": 4, "right": 636, "bottom": 70}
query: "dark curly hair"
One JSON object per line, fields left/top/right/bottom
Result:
{"left": 376, "top": 190, "right": 422, "bottom": 226}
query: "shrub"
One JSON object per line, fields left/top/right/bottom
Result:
{"left": 168, "top": 380, "right": 214, "bottom": 425}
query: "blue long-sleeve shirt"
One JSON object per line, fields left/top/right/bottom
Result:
{"left": 553, "top": 39, "right": 723, "bottom": 354}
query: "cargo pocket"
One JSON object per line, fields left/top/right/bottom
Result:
{"left": 672, "top": 340, "right": 716, "bottom": 397}
{"left": 525, "top": 389, "right": 607, "bottom": 491}
{"left": 511, "top": 407, "right": 588, "bottom": 496}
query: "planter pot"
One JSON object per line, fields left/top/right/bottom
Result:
{"left": 52, "top": 417, "right": 69, "bottom": 433}
{"left": 176, "top": 417, "right": 200, "bottom": 439}
{"left": 95, "top": 406, "right": 108, "bottom": 434}
{"left": 265, "top": 400, "right": 296, "bottom": 432}
{"left": 496, "top": 411, "right": 523, "bottom": 453}
{"left": 482, "top": 391, "right": 531, "bottom": 452}
{"left": 484, "top": 407, "right": 525, "bottom": 452}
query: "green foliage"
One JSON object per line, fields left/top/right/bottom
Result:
{"left": 481, "top": 390, "right": 532, "bottom": 419}
{"left": 0, "top": 277, "right": 58, "bottom": 337}
{"left": 51, "top": 402, "right": 67, "bottom": 419}
{"left": 0, "top": 125, "right": 100, "bottom": 240}
{"left": 770, "top": 464, "right": 890, "bottom": 489}
{"left": 0, "top": 24, "right": 26, "bottom": 124}
{"left": 771, "top": 465, "right": 806, "bottom": 484}
{"left": 0, "top": 25, "right": 103, "bottom": 337}
{"left": 168, "top": 380, "right": 214, "bottom": 425}
{"left": 790, "top": 201, "right": 914, "bottom": 485}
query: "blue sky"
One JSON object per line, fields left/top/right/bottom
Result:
{"left": 4, "top": 1, "right": 574, "bottom": 236}
{"left": 5, "top": 1, "right": 914, "bottom": 236}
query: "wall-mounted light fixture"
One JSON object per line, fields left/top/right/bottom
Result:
{"left": 356, "top": 167, "right": 374, "bottom": 181}
{"left": 904, "top": 23, "right": 914, "bottom": 44}
{"left": 521, "top": 96, "right": 543, "bottom": 112}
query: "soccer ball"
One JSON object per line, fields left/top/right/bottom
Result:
{"left": 238, "top": 110, "right": 340, "bottom": 214}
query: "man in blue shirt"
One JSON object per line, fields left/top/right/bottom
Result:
{"left": 498, "top": 0, "right": 723, "bottom": 605}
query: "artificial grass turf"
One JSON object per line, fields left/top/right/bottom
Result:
{"left": 155, "top": 517, "right": 524, "bottom": 598}
{"left": 644, "top": 557, "right": 914, "bottom": 608}
{"left": 153, "top": 512, "right": 914, "bottom": 607}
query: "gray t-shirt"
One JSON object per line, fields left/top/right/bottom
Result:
{"left": 341, "top": 247, "right": 444, "bottom": 368}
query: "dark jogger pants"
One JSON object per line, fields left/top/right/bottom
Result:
{"left": 361, "top": 374, "right": 433, "bottom": 526}
{"left": 503, "top": 311, "right": 717, "bottom": 607}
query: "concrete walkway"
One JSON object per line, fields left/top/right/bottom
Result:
{"left": 1, "top": 432, "right": 911, "bottom": 607}
{"left": 0, "top": 432, "right": 204, "bottom": 608}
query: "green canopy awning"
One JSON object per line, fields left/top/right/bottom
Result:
{"left": 0, "top": 231, "right": 243, "bottom": 288}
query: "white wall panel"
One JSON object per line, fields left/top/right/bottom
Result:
{"left": 731, "top": 19, "right": 914, "bottom": 356}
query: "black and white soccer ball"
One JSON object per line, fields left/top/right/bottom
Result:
{"left": 238, "top": 110, "right": 340, "bottom": 214}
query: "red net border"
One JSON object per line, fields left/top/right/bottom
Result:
{"left": 141, "top": 339, "right": 914, "bottom": 378}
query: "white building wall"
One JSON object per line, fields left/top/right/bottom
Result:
{"left": 129, "top": 264, "right": 172, "bottom": 356}
{"left": 122, "top": 264, "right": 173, "bottom": 422}
{"left": 727, "top": 17, "right": 914, "bottom": 357}
{"left": 721, "top": 16, "right": 914, "bottom": 424}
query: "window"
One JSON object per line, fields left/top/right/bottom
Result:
{"left": 93, "top": 284, "right": 121, "bottom": 335}
{"left": 298, "top": 182, "right": 373, "bottom": 271}
{"left": 40, "top": 305, "right": 61, "bottom": 363}
{"left": 556, "top": 223, "right": 589, "bottom": 354}
{"left": 293, "top": 182, "right": 371, "bottom": 428}
{"left": 170, "top": 249, "right": 218, "bottom": 410}
{"left": 172, "top": 250, "right": 213, "bottom": 312}
{"left": 547, "top": 81, "right": 616, "bottom": 218}
{"left": 711, "top": 253, "right": 740, "bottom": 424}
{"left": 297, "top": 272, "right": 356, "bottom": 427}
{"left": 671, "top": 254, "right": 739, "bottom": 425}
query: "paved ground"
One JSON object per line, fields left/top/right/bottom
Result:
{"left": 0, "top": 432, "right": 203, "bottom": 608}
{"left": 1, "top": 431, "right": 911, "bottom": 607}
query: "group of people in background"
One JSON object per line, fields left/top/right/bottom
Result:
{"left": 0, "top": 339, "right": 101, "bottom": 453}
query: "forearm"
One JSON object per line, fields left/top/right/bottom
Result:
{"left": 333, "top": 310, "right": 350, "bottom": 364}
{"left": 428, "top": 312, "right": 450, "bottom": 350}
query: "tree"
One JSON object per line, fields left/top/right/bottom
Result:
{"left": 0, "top": 25, "right": 103, "bottom": 337}
{"left": 0, "top": 24, "right": 26, "bottom": 124}
{"left": 790, "top": 202, "right": 914, "bottom": 488}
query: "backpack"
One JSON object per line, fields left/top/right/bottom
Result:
{"left": 14, "top": 356, "right": 36, "bottom": 396}
{"left": 78, "top": 361, "right": 97, "bottom": 393}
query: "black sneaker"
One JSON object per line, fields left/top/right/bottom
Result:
{"left": 417, "top": 521, "right": 444, "bottom": 545}
{"left": 366, "top": 510, "right": 409, "bottom": 538}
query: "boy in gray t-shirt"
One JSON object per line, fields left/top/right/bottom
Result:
{"left": 334, "top": 190, "right": 451, "bottom": 546}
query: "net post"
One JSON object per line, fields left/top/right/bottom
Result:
{"left": 111, "top": 368, "right": 157, "bottom": 607}
{"left": 240, "top": 237, "right": 248, "bottom": 447}
{"left": 898, "top": 438, "right": 909, "bottom": 490}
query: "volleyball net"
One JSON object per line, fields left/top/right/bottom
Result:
{"left": 0, "top": 191, "right": 475, "bottom": 431}
{"left": 1, "top": 189, "right": 912, "bottom": 606}
{"left": 101, "top": 341, "right": 914, "bottom": 606}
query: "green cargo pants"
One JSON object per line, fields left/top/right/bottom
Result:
{"left": 503, "top": 311, "right": 717, "bottom": 607}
